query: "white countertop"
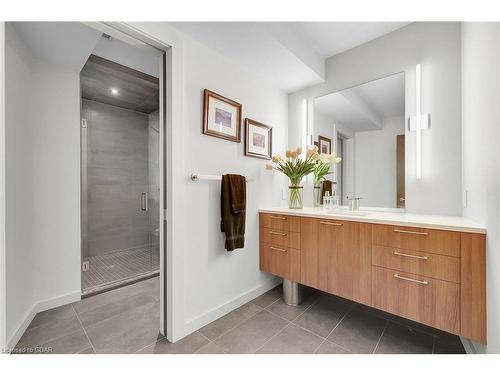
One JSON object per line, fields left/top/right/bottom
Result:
{"left": 259, "top": 207, "right": 486, "bottom": 234}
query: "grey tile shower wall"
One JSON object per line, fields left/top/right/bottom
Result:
{"left": 82, "top": 99, "right": 150, "bottom": 258}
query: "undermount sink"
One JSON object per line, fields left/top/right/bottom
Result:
{"left": 326, "top": 209, "right": 371, "bottom": 217}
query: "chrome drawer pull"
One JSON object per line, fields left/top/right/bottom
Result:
{"left": 320, "top": 221, "right": 343, "bottom": 226}
{"left": 393, "top": 251, "right": 429, "bottom": 260}
{"left": 269, "top": 231, "right": 287, "bottom": 236}
{"left": 393, "top": 229, "right": 428, "bottom": 236}
{"left": 270, "top": 216, "right": 287, "bottom": 220}
{"left": 270, "top": 246, "right": 287, "bottom": 252}
{"left": 393, "top": 274, "right": 429, "bottom": 285}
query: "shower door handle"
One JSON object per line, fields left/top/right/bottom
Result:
{"left": 141, "top": 192, "right": 149, "bottom": 211}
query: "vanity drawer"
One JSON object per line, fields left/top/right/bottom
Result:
{"left": 372, "top": 246, "right": 459, "bottom": 283}
{"left": 260, "top": 213, "right": 300, "bottom": 233}
{"left": 372, "top": 224, "right": 459, "bottom": 257}
{"left": 260, "top": 227, "right": 300, "bottom": 249}
{"left": 260, "top": 243, "right": 300, "bottom": 281}
{"left": 372, "top": 266, "right": 460, "bottom": 334}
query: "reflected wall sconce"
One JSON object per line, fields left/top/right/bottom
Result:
{"left": 408, "top": 64, "right": 430, "bottom": 180}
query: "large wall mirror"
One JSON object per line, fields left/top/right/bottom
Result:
{"left": 313, "top": 72, "right": 405, "bottom": 209}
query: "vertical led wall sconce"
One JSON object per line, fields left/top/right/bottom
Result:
{"left": 408, "top": 64, "right": 430, "bottom": 180}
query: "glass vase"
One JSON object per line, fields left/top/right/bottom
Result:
{"left": 288, "top": 185, "right": 304, "bottom": 209}
{"left": 313, "top": 182, "right": 322, "bottom": 207}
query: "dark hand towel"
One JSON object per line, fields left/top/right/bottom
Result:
{"left": 322, "top": 180, "right": 332, "bottom": 198}
{"left": 221, "top": 174, "right": 246, "bottom": 251}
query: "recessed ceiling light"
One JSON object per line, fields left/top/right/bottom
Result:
{"left": 111, "top": 88, "right": 119, "bottom": 95}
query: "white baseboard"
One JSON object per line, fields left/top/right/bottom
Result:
{"left": 180, "top": 278, "right": 282, "bottom": 342}
{"left": 6, "top": 290, "right": 81, "bottom": 351}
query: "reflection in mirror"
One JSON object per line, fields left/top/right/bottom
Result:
{"left": 313, "top": 72, "right": 405, "bottom": 209}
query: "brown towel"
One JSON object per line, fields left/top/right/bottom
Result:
{"left": 221, "top": 174, "right": 246, "bottom": 251}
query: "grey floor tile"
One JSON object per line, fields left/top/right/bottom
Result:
{"left": 214, "top": 310, "right": 288, "bottom": 354}
{"left": 85, "top": 300, "right": 161, "bottom": 353}
{"left": 251, "top": 285, "right": 282, "bottom": 308}
{"left": 28, "top": 305, "right": 76, "bottom": 330}
{"left": 194, "top": 341, "right": 229, "bottom": 354}
{"left": 266, "top": 292, "right": 319, "bottom": 321}
{"left": 78, "top": 293, "right": 157, "bottom": 327}
{"left": 77, "top": 347, "right": 96, "bottom": 354}
{"left": 199, "top": 302, "right": 262, "bottom": 340}
{"left": 41, "top": 329, "right": 92, "bottom": 354}
{"left": 327, "top": 308, "right": 387, "bottom": 354}
{"left": 74, "top": 276, "right": 159, "bottom": 315}
{"left": 375, "top": 322, "right": 434, "bottom": 354}
{"left": 137, "top": 331, "right": 208, "bottom": 354}
{"left": 256, "top": 324, "right": 324, "bottom": 354}
{"left": 315, "top": 340, "right": 352, "bottom": 354}
{"left": 15, "top": 314, "right": 82, "bottom": 350}
{"left": 293, "top": 296, "right": 351, "bottom": 337}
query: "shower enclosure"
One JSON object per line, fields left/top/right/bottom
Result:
{"left": 80, "top": 54, "right": 160, "bottom": 295}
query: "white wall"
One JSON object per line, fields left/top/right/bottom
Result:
{"left": 355, "top": 117, "right": 404, "bottom": 208}
{"left": 4, "top": 21, "right": 288, "bottom": 344}
{"left": 290, "top": 22, "right": 462, "bottom": 215}
{"left": 4, "top": 24, "right": 35, "bottom": 345}
{"left": 4, "top": 24, "right": 82, "bottom": 346}
{"left": 30, "top": 68, "right": 81, "bottom": 305}
{"left": 180, "top": 34, "right": 288, "bottom": 329}
{"left": 461, "top": 22, "right": 500, "bottom": 354}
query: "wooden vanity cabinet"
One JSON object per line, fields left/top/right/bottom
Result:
{"left": 259, "top": 212, "right": 487, "bottom": 343}
{"left": 259, "top": 213, "right": 301, "bottom": 282}
{"left": 300, "top": 217, "right": 371, "bottom": 305}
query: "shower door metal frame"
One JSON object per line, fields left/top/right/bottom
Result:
{"left": 81, "top": 22, "right": 173, "bottom": 340}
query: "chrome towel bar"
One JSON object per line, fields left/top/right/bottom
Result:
{"left": 190, "top": 173, "right": 253, "bottom": 182}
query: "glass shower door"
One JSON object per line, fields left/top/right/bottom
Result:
{"left": 80, "top": 100, "right": 159, "bottom": 295}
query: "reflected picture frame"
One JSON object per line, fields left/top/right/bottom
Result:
{"left": 318, "top": 135, "right": 331, "bottom": 154}
{"left": 203, "top": 89, "right": 242, "bottom": 142}
{"left": 244, "top": 118, "right": 272, "bottom": 159}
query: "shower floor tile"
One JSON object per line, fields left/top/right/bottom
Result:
{"left": 82, "top": 246, "right": 159, "bottom": 294}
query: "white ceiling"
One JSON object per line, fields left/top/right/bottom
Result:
{"left": 315, "top": 72, "right": 405, "bottom": 132}
{"left": 12, "top": 22, "right": 102, "bottom": 72}
{"left": 12, "top": 22, "right": 161, "bottom": 76}
{"left": 169, "top": 22, "right": 411, "bottom": 92}
{"left": 287, "top": 22, "right": 411, "bottom": 59}
{"left": 13, "top": 22, "right": 411, "bottom": 94}
{"left": 169, "top": 22, "right": 325, "bottom": 93}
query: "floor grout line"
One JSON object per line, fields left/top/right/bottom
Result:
{"left": 252, "top": 322, "right": 293, "bottom": 354}
{"left": 313, "top": 303, "right": 353, "bottom": 354}
{"left": 196, "top": 330, "right": 213, "bottom": 343}
{"left": 372, "top": 319, "right": 389, "bottom": 354}
{"left": 132, "top": 334, "right": 166, "bottom": 354}
{"left": 71, "top": 304, "right": 98, "bottom": 354}
{"left": 204, "top": 304, "right": 266, "bottom": 343}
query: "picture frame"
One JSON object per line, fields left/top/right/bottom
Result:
{"left": 244, "top": 118, "right": 272, "bottom": 160}
{"left": 203, "top": 89, "right": 242, "bottom": 142}
{"left": 318, "top": 136, "right": 332, "bottom": 154}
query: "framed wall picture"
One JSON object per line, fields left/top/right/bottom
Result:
{"left": 318, "top": 136, "right": 331, "bottom": 154}
{"left": 244, "top": 118, "right": 272, "bottom": 159}
{"left": 203, "top": 89, "right": 242, "bottom": 142}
